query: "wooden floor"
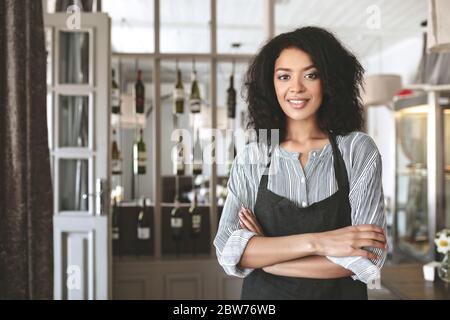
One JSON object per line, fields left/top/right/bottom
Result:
{"left": 368, "top": 286, "right": 400, "bottom": 300}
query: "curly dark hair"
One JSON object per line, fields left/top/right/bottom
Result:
{"left": 244, "top": 26, "right": 365, "bottom": 143}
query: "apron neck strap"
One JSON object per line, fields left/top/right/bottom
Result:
{"left": 329, "top": 132, "right": 350, "bottom": 196}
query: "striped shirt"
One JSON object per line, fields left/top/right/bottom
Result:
{"left": 213, "top": 131, "right": 387, "bottom": 284}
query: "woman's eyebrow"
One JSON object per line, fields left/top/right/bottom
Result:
{"left": 275, "top": 65, "right": 316, "bottom": 72}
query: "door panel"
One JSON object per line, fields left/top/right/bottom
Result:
{"left": 45, "top": 12, "right": 111, "bottom": 299}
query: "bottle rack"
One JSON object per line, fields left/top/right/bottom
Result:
{"left": 161, "top": 205, "right": 211, "bottom": 256}
{"left": 113, "top": 205, "right": 154, "bottom": 257}
{"left": 109, "top": 56, "right": 241, "bottom": 262}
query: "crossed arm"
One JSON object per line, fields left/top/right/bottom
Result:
{"left": 237, "top": 207, "right": 386, "bottom": 279}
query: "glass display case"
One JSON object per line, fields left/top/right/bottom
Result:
{"left": 109, "top": 55, "right": 251, "bottom": 259}
{"left": 445, "top": 106, "right": 450, "bottom": 229}
{"left": 393, "top": 87, "right": 450, "bottom": 262}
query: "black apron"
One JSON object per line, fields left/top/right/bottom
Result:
{"left": 241, "top": 133, "right": 368, "bottom": 300}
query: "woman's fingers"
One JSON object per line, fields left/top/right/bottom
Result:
{"left": 353, "top": 239, "right": 387, "bottom": 251}
{"left": 239, "top": 208, "right": 264, "bottom": 236}
{"left": 244, "top": 209, "right": 264, "bottom": 235}
{"left": 239, "top": 211, "right": 257, "bottom": 233}
{"left": 356, "top": 231, "right": 386, "bottom": 243}
{"left": 352, "top": 224, "right": 384, "bottom": 235}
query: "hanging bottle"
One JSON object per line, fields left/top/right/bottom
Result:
{"left": 133, "top": 128, "right": 146, "bottom": 175}
{"left": 173, "top": 64, "right": 184, "bottom": 115}
{"left": 189, "top": 190, "right": 202, "bottom": 238}
{"left": 111, "top": 69, "right": 121, "bottom": 114}
{"left": 173, "top": 134, "right": 185, "bottom": 176}
{"left": 189, "top": 62, "right": 201, "bottom": 114}
{"left": 192, "top": 129, "right": 202, "bottom": 175}
{"left": 137, "top": 199, "right": 151, "bottom": 240}
{"left": 170, "top": 195, "right": 184, "bottom": 242}
{"left": 134, "top": 69, "right": 145, "bottom": 114}
{"left": 112, "top": 129, "right": 122, "bottom": 175}
{"left": 227, "top": 73, "right": 236, "bottom": 119}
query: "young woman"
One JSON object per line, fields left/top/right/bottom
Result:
{"left": 214, "top": 27, "right": 387, "bottom": 300}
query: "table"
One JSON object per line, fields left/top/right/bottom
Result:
{"left": 381, "top": 263, "right": 450, "bottom": 300}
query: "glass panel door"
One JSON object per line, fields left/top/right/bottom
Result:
{"left": 395, "top": 103, "right": 429, "bottom": 257}
{"left": 58, "top": 30, "right": 91, "bottom": 84}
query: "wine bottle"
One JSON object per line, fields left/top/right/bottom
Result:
{"left": 133, "top": 128, "right": 146, "bottom": 175}
{"left": 189, "top": 70, "right": 201, "bottom": 114}
{"left": 192, "top": 129, "right": 202, "bottom": 175}
{"left": 170, "top": 197, "right": 184, "bottom": 241}
{"left": 173, "top": 134, "right": 185, "bottom": 176}
{"left": 227, "top": 74, "right": 236, "bottom": 119}
{"left": 112, "top": 129, "right": 122, "bottom": 175}
{"left": 189, "top": 190, "right": 201, "bottom": 238}
{"left": 173, "top": 67, "right": 184, "bottom": 114}
{"left": 111, "top": 69, "right": 121, "bottom": 114}
{"left": 137, "top": 199, "right": 151, "bottom": 240}
{"left": 134, "top": 69, "right": 145, "bottom": 114}
{"left": 112, "top": 198, "right": 120, "bottom": 240}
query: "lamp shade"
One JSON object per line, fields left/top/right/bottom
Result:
{"left": 362, "top": 74, "right": 402, "bottom": 106}
{"left": 427, "top": 0, "right": 450, "bottom": 53}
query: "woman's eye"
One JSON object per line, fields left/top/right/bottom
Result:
{"left": 304, "top": 72, "right": 319, "bottom": 80}
{"left": 278, "top": 74, "right": 290, "bottom": 81}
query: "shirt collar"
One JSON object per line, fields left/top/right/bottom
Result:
{"left": 275, "top": 142, "right": 332, "bottom": 160}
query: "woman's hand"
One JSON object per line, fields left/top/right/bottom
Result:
{"left": 238, "top": 206, "right": 265, "bottom": 237}
{"left": 314, "top": 225, "right": 387, "bottom": 260}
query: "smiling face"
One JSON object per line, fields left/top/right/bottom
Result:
{"left": 273, "top": 47, "right": 323, "bottom": 123}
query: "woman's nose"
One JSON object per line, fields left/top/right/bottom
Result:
{"left": 289, "top": 79, "right": 306, "bottom": 93}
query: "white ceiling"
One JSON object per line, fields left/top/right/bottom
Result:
{"left": 276, "top": 0, "right": 427, "bottom": 59}
{"left": 102, "top": 0, "right": 427, "bottom": 58}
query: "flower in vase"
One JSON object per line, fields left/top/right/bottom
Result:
{"left": 434, "top": 229, "right": 450, "bottom": 254}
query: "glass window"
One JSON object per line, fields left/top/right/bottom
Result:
{"left": 59, "top": 159, "right": 89, "bottom": 211}
{"left": 395, "top": 103, "right": 429, "bottom": 256}
{"left": 160, "top": 0, "right": 211, "bottom": 53}
{"left": 110, "top": 58, "right": 154, "bottom": 202}
{"left": 103, "top": 0, "right": 155, "bottom": 53}
{"left": 217, "top": 0, "right": 265, "bottom": 54}
{"left": 58, "top": 31, "right": 90, "bottom": 84}
{"left": 215, "top": 61, "right": 250, "bottom": 177}
{"left": 59, "top": 95, "right": 90, "bottom": 148}
{"left": 159, "top": 60, "right": 211, "bottom": 202}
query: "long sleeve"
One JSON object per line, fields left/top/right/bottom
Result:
{"left": 326, "top": 134, "right": 387, "bottom": 284}
{"left": 213, "top": 144, "right": 262, "bottom": 278}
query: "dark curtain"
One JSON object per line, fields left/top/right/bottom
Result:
{"left": 0, "top": 0, "right": 53, "bottom": 299}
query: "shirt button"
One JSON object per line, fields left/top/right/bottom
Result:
{"left": 312, "top": 152, "right": 317, "bottom": 157}
{"left": 301, "top": 177, "right": 305, "bottom": 184}
{"left": 302, "top": 201, "right": 307, "bottom": 208}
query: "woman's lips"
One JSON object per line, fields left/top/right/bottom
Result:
{"left": 287, "top": 99, "right": 309, "bottom": 109}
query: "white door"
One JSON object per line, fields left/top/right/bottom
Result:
{"left": 44, "top": 11, "right": 111, "bottom": 300}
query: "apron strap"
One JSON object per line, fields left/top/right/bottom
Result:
{"left": 329, "top": 132, "right": 350, "bottom": 197}
{"left": 258, "top": 144, "right": 272, "bottom": 190}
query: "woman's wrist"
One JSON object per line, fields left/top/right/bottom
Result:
{"left": 295, "top": 233, "right": 318, "bottom": 256}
